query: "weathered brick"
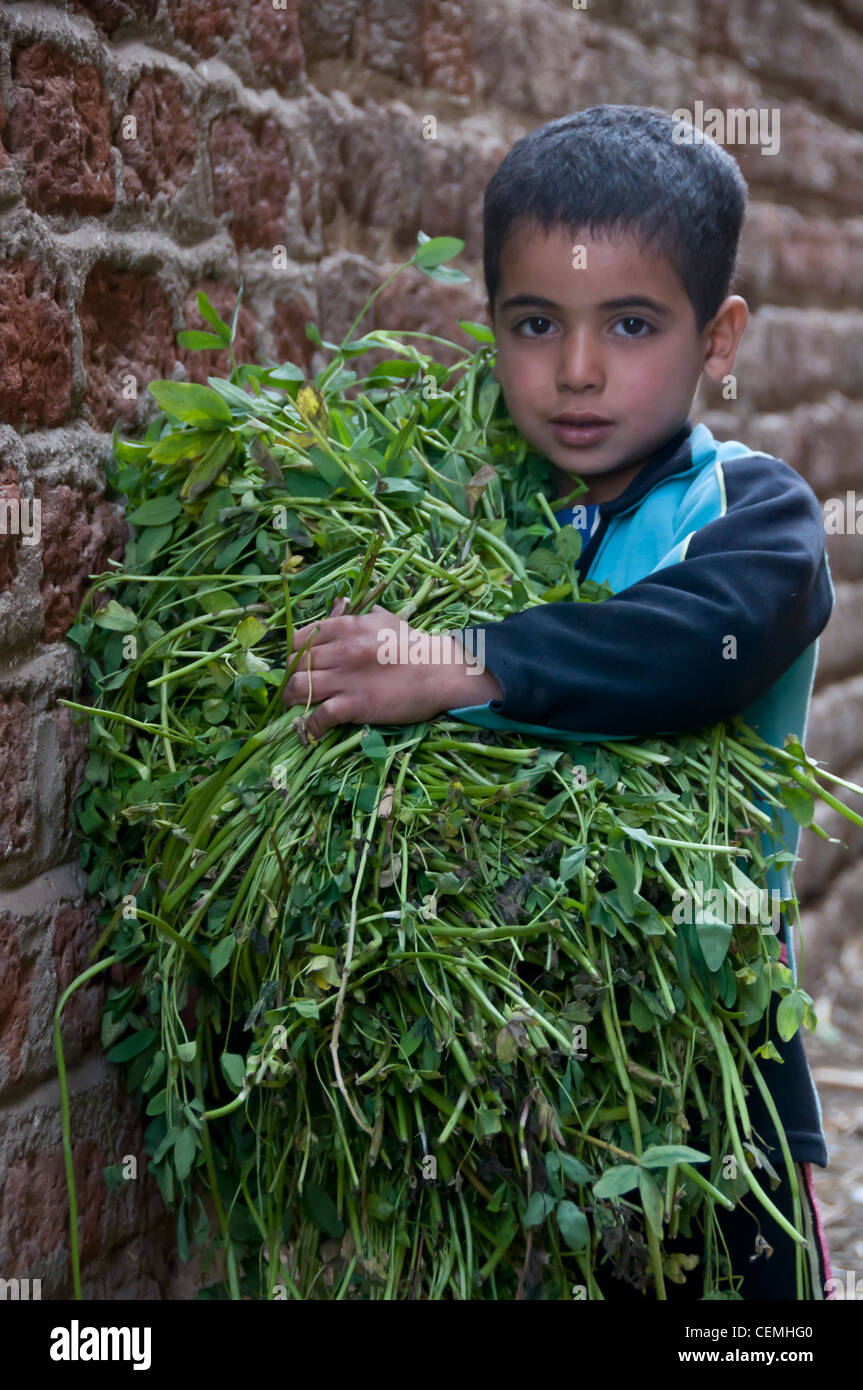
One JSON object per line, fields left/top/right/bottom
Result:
{"left": 0, "top": 261, "right": 74, "bottom": 430}
{"left": 272, "top": 293, "right": 317, "bottom": 370}
{"left": 209, "top": 113, "right": 293, "bottom": 252}
{"left": 74, "top": 0, "right": 160, "bottom": 31}
{"left": 0, "top": 698, "right": 34, "bottom": 864}
{"left": 6, "top": 45, "right": 115, "bottom": 216}
{"left": 364, "top": 0, "right": 422, "bottom": 84}
{"left": 298, "top": 0, "right": 361, "bottom": 63}
{"left": 247, "top": 0, "right": 305, "bottom": 92}
{"left": 119, "top": 72, "right": 199, "bottom": 206}
{"left": 0, "top": 465, "right": 21, "bottom": 591}
{"left": 167, "top": 0, "right": 234, "bottom": 53}
{"left": 52, "top": 905, "right": 104, "bottom": 1065}
{"left": 0, "top": 87, "right": 8, "bottom": 170}
{"left": 697, "top": 0, "right": 863, "bottom": 127}
{"left": 37, "top": 484, "right": 128, "bottom": 641}
{"left": 0, "top": 917, "right": 32, "bottom": 1087}
{"left": 420, "top": 0, "right": 474, "bottom": 97}
{"left": 179, "top": 281, "right": 258, "bottom": 383}
{"left": 79, "top": 264, "right": 177, "bottom": 431}
{"left": 738, "top": 206, "right": 863, "bottom": 312}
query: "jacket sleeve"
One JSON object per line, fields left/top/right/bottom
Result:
{"left": 450, "top": 455, "right": 835, "bottom": 737}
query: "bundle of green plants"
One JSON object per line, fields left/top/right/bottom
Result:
{"left": 57, "top": 234, "right": 863, "bottom": 1300}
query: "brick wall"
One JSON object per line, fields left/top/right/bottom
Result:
{"left": 0, "top": 0, "right": 859, "bottom": 1299}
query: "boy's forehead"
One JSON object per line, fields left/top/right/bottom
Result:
{"left": 495, "top": 219, "right": 686, "bottom": 306}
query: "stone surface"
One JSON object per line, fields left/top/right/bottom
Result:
{"left": 79, "top": 265, "right": 177, "bottom": 432}
{"left": 167, "top": 0, "right": 234, "bottom": 54}
{"left": 119, "top": 72, "right": 199, "bottom": 207}
{"left": 74, "top": 0, "right": 160, "bottom": 31}
{"left": 38, "top": 483, "right": 128, "bottom": 641}
{"left": 0, "top": 698, "right": 34, "bottom": 864}
{"left": 0, "top": 261, "right": 74, "bottom": 429}
{"left": 209, "top": 113, "right": 294, "bottom": 252}
{"left": 6, "top": 45, "right": 115, "bottom": 217}
{"left": 247, "top": 0, "right": 305, "bottom": 92}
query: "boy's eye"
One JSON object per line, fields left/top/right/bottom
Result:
{"left": 612, "top": 316, "right": 653, "bottom": 338}
{"left": 513, "top": 316, "right": 554, "bottom": 338}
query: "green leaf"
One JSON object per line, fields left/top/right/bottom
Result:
{"left": 559, "top": 846, "right": 588, "bottom": 881}
{"left": 220, "top": 1051, "right": 246, "bottom": 1091}
{"left": 359, "top": 728, "right": 387, "bottom": 764}
{"left": 176, "top": 1040, "right": 197, "bottom": 1064}
{"left": 554, "top": 527, "right": 582, "bottom": 563}
{"left": 592, "top": 1164, "right": 640, "bottom": 1199}
{"left": 195, "top": 291, "right": 232, "bottom": 340}
{"left": 93, "top": 600, "right": 138, "bottom": 632}
{"left": 637, "top": 1169, "right": 665, "bottom": 1237}
{"left": 235, "top": 614, "right": 268, "bottom": 649}
{"left": 777, "top": 990, "right": 807, "bottom": 1042}
{"left": 302, "top": 1182, "right": 344, "bottom": 1238}
{"left": 640, "top": 1144, "right": 711, "bottom": 1168}
{"left": 412, "top": 234, "right": 465, "bottom": 269}
{"left": 559, "top": 1153, "right": 593, "bottom": 1185}
{"left": 557, "top": 1200, "right": 590, "bottom": 1250}
{"left": 541, "top": 790, "right": 569, "bottom": 820}
{"left": 177, "top": 329, "right": 226, "bottom": 351}
{"left": 694, "top": 908, "right": 733, "bottom": 972}
{"left": 106, "top": 1027, "right": 159, "bottom": 1063}
{"left": 148, "top": 381, "right": 233, "bottom": 426}
{"left": 605, "top": 847, "right": 636, "bottom": 915}
{"left": 780, "top": 782, "right": 814, "bottom": 827}
{"left": 524, "top": 1191, "right": 556, "bottom": 1228}
{"left": 127, "top": 496, "right": 183, "bottom": 527}
{"left": 174, "top": 1126, "right": 197, "bottom": 1182}
{"left": 457, "top": 319, "right": 496, "bottom": 344}
{"left": 180, "top": 431, "right": 235, "bottom": 501}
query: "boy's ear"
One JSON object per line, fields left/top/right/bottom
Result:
{"left": 702, "top": 295, "right": 749, "bottom": 381}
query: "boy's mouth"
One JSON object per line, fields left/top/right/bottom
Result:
{"left": 549, "top": 412, "right": 614, "bottom": 447}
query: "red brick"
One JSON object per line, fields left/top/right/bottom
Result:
{"left": 420, "top": 0, "right": 474, "bottom": 97}
{"left": 0, "top": 466, "right": 22, "bottom": 590}
{"left": 120, "top": 72, "right": 198, "bottom": 205}
{"left": 52, "top": 905, "right": 104, "bottom": 1059}
{"left": 79, "top": 265, "right": 177, "bottom": 431}
{"left": 37, "top": 485, "right": 128, "bottom": 641}
{"left": 209, "top": 113, "right": 293, "bottom": 251}
{"left": 179, "top": 281, "right": 258, "bottom": 383}
{"left": 0, "top": 88, "right": 8, "bottom": 169}
{"left": 7, "top": 45, "right": 115, "bottom": 216}
{"left": 298, "top": 0, "right": 360, "bottom": 63}
{"left": 0, "top": 916, "right": 32, "bottom": 1087}
{"left": 0, "top": 261, "right": 74, "bottom": 429}
{"left": 272, "top": 295, "right": 316, "bottom": 370}
{"left": 74, "top": 0, "right": 159, "bottom": 31}
{"left": 167, "top": 0, "right": 234, "bottom": 53}
{"left": 0, "top": 699, "right": 33, "bottom": 862}
{"left": 247, "top": 0, "right": 305, "bottom": 91}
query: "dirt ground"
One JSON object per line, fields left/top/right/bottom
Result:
{"left": 803, "top": 931, "right": 863, "bottom": 1289}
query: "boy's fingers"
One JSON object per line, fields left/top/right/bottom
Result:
{"left": 303, "top": 695, "right": 353, "bottom": 740}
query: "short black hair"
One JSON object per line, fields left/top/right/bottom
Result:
{"left": 483, "top": 104, "right": 748, "bottom": 331}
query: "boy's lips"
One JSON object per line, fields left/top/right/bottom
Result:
{"left": 549, "top": 413, "right": 614, "bottom": 446}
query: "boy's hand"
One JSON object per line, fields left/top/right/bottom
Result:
{"left": 281, "top": 597, "right": 502, "bottom": 739}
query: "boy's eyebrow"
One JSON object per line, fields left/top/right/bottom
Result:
{"left": 499, "top": 293, "right": 673, "bottom": 317}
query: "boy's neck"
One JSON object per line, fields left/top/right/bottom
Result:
{"left": 553, "top": 419, "right": 693, "bottom": 507}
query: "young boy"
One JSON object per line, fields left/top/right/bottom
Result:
{"left": 283, "top": 105, "right": 835, "bottom": 1300}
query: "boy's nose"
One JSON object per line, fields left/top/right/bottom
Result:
{"left": 556, "top": 330, "right": 605, "bottom": 392}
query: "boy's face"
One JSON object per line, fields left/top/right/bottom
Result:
{"left": 489, "top": 220, "right": 746, "bottom": 504}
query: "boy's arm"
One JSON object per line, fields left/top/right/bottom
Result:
{"left": 452, "top": 455, "right": 834, "bottom": 737}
